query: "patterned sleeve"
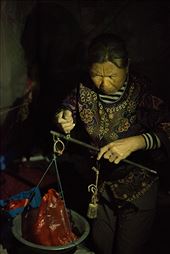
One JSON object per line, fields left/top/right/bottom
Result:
{"left": 56, "top": 86, "right": 78, "bottom": 122}
{"left": 142, "top": 132, "right": 161, "bottom": 150}
{"left": 137, "top": 85, "right": 170, "bottom": 157}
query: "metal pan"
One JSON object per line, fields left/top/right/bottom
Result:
{"left": 12, "top": 210, "right": 90, "bottom": 254}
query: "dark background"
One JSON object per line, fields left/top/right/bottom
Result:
{"left": 1, "top": 0, "right": 170, "bottom": 157}
{"left": 0, "top": 1, "right": 170, "bottom": 253}
{"left": 1, "top": 0, "right": 170, "bottom": 187}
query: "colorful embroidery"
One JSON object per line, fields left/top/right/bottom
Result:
{"left": 78, "top": 81, "right": 138, "bottom": 144}
{"left": 61, "top": 73, "right": 170, "bottom": 203}
{"left": 99, "top": 167, "right": 159, "bottom": 202}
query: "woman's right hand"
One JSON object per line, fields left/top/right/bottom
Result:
{"left": 55, "top": 109, "right": 75, "bottom": 134}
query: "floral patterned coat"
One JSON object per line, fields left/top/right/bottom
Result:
{"left": 59, "top": 72, "right": 170, "bottom": 203}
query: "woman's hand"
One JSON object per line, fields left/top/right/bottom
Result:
{"left": 97, "top": 135, "right": 146, "bottom": 164}
{"left": 55, "top": 110, "right": 75, "bottom": 134}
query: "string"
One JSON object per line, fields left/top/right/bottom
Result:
{"left": 23, "top": 158, "right": 54, "bottom": 216}
{"left": 22, "top": 139, "right": 72, "bottom": 233}
{"left": 53, "top": 153, "right": 72, "bottom": 232}
{"left": 53, "top": 154, "right": 66, "bottom": 207}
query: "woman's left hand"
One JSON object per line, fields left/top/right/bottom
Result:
{"left": 97, "top": 135, "right": 145, "bottom": 164}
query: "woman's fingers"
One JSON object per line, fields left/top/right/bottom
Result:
{"left": 62, "top": 122, "right": 75, "bottom": 133}
{"left": 97, "top": 142, "right": 124, "bottom": 164}
{"left": 97, "top": 145, "right": 109, "bottom": 160}
{"left": 56, "top": 110, "right": 75, "bottom": 133}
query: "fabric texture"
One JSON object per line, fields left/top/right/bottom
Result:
{"left": 60, "top": 72, "right": 170, "bottom": 202}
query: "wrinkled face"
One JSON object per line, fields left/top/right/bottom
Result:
{"left": 90, "top": 61, "right": 128, "bottom": 95}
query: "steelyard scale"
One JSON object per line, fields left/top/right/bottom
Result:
{"left": 50, "top": 130, "right": 157, "bottom": 219}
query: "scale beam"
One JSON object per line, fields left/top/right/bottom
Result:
{"left": 50, "top": 130, "right": 157, "bottom": 175}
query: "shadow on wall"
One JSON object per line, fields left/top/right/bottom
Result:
{"left": 21, "top": 1, "right": 170, "bottom": 106}
{"left": 1, "top": 1, "right": 170, "bottom": 170}
{"left": 0, "top": 1, "right": 84, "bottom": 166}
{"left": 21, "top": 1, "right": 84, "bottom": 103}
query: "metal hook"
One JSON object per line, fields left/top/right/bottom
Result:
{"left": 53, "top": 138, "right": 65, "bottom": 156}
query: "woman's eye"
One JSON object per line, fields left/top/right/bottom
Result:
{"left": 93, "top": 75, "right": 102, "bottom": 79}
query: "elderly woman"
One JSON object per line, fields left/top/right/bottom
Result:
{"left": 55, "top": 33, "right": 170, "bottom": 254}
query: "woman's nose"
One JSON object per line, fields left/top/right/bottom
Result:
{"left": 101, "top": 77, "right": 109, "bottom": 86}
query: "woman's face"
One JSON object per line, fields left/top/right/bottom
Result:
{"left": 90, "top": 61, "right": 128, "bottom": 95}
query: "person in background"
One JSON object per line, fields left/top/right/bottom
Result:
{"left": 55, "top": 33, "right": 170, "bottom": 254}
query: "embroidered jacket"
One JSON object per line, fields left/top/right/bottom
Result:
{"left": 58, "top": 72, "right": 170, "bottom": 202}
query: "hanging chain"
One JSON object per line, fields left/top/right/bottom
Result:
{"left": 87, "top": 161, "right": 100, "bottom": 219}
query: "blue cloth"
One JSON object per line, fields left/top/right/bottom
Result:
{"left": 0, "top": 187, "right": 41, "bottom": 217}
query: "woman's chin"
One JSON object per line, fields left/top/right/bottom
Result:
{"left": 101, "top": 89, "right": 117, "bottom": 95}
